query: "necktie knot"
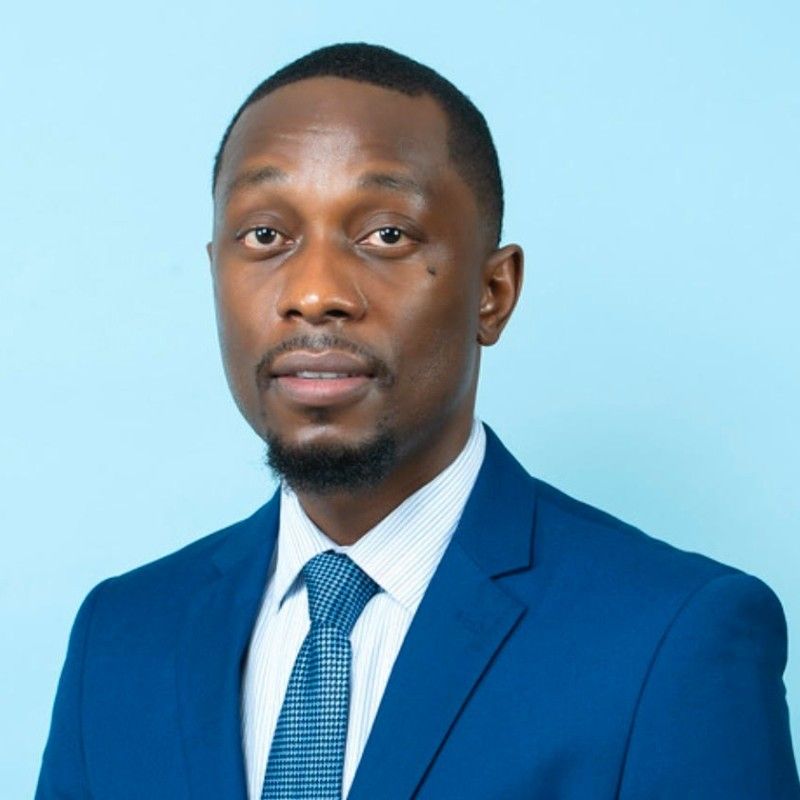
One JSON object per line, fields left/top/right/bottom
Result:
{"left": 302, "top": 551, "right": 380, "bottom": 636}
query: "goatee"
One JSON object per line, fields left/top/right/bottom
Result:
{"left": 265, "top": 428, "right": 397, "bottom": 494}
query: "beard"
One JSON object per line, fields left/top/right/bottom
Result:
{"left": 264, "top": 423, "right": 397, "bottom": 495}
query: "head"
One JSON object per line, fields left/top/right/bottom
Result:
{"left": 208, "top": 43, "right": 523, "bottom": 496}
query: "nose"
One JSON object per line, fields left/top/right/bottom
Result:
{"left": 275, "top": 235, "right": 367, "bottom": 325}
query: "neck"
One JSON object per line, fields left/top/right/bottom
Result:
{"left": 295, "top": 416, "right": 475, "bottom": 545}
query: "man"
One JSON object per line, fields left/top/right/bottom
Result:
{"left": 37, "top": 42, "right": 799, "bottom": 799}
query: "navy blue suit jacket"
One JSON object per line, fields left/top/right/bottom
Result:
{"left": 37, "top": 426, "right": 800, "bottom": 798}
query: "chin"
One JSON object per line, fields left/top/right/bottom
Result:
{"left": 264, "top": 420, "right": 397, "bottom": 495}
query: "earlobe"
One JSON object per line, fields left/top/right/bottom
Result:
{"left": 477, "top": 244, "right": 524, "bottom": 346}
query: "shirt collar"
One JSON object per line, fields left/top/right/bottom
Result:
{"left": 272, "top": 419, "right": 486, "bottom": 614}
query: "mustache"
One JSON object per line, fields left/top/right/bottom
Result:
{"left": 255, "top": 333, "right": 394, "bottom": 388}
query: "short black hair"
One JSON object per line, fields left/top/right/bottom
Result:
{"left": 212, "top": 42, "right": 504, "bottom": 246}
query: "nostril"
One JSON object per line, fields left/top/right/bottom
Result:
{"left": 276, "top": 280, "right": 366, "bottom": 323}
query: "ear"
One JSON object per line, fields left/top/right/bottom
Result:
{"left": 477, "top": 244, "right": 524, "bottom": 346}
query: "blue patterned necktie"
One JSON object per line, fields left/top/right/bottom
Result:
{"left": 261, "top": 551, "right": 381, "bottom": 800}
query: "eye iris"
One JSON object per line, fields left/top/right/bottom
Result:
{"left": 254, "top": 227, "right": 276, "bottom": 245}
{"left": 379, "top": 227, "right": 402, "bottom": 244}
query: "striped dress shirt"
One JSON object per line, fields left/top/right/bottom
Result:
{"left": 241, "top": 419, "right": 486, "bottom": 799}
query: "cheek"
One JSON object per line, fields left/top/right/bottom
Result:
{"left": 213, "top": 271, "right": 270, "bottom": 399}
{"left": 393, "top": 272, "right": 480, "bottom": 400}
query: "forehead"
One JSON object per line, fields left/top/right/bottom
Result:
{"left": 217, "top": 77, "right": 454, "bottom": 199}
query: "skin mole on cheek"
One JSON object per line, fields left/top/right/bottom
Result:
{"left": 426, "top": 265, "right": 438, "bottom": 276}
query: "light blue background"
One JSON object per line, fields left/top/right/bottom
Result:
{"left": 2, "top": 1, "right": 798, "bottom": 794}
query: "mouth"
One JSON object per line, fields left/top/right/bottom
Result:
{"left": 290, "top": 370, "right": 368, "bottom": 379}
{"left": 268, "top": 351, "right": 377, "bottom": 408}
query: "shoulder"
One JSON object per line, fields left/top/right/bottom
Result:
{"left": 478, "top": 426, "right": 783, "bottom": 619}
{"left": 523, "top": 475, "right": 786, "bottom": 644}
{"left": 540, "top": 472, "right": 781, "bottom": 590}
{"left": 84, "top": 497, "right": 277, "bottom": 618}
{"left": 533, "top": 475, "right": 738, "bottom": 584}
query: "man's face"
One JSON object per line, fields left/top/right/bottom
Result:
{"left": 209, "top": 77, "right": 520, "bottom": 491}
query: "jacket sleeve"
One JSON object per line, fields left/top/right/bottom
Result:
{"left": 36, "top": 582, "right": 106, "bottom": 800}
{"left": 618, "top": 571, "right": 800, "bottom": 799}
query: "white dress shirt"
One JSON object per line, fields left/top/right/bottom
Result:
{"left": 241, "top": 419, "right": 486, "bottom": 799}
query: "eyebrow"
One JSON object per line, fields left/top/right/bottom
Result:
{"left": 223, "top": 165, "right": 288, "bottom": 201}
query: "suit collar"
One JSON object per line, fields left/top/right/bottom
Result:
{"left": 210, "top": 494, "right": 281, "bottom": 576}
{"left": 456, "top": 423, "right": 537, "bottom": 577}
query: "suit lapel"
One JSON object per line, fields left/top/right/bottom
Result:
{"left": 348, "top": 426, "right": 537, "bottom": 800}
{"left": 176, "top": 495, "right": 280, "bottom": 800}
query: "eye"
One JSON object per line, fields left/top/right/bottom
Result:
{"left": 240, "top": 226, "right": 289, "bottom": 250}
{"left": 361, "top": 226, "right": 408, "bottom": 246}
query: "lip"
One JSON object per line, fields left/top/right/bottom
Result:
{"left": 268, "top": 350, "right": 375, "bottom": 408}
{"left": 271, "top": 350, "right": 373, "bottom": 378}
